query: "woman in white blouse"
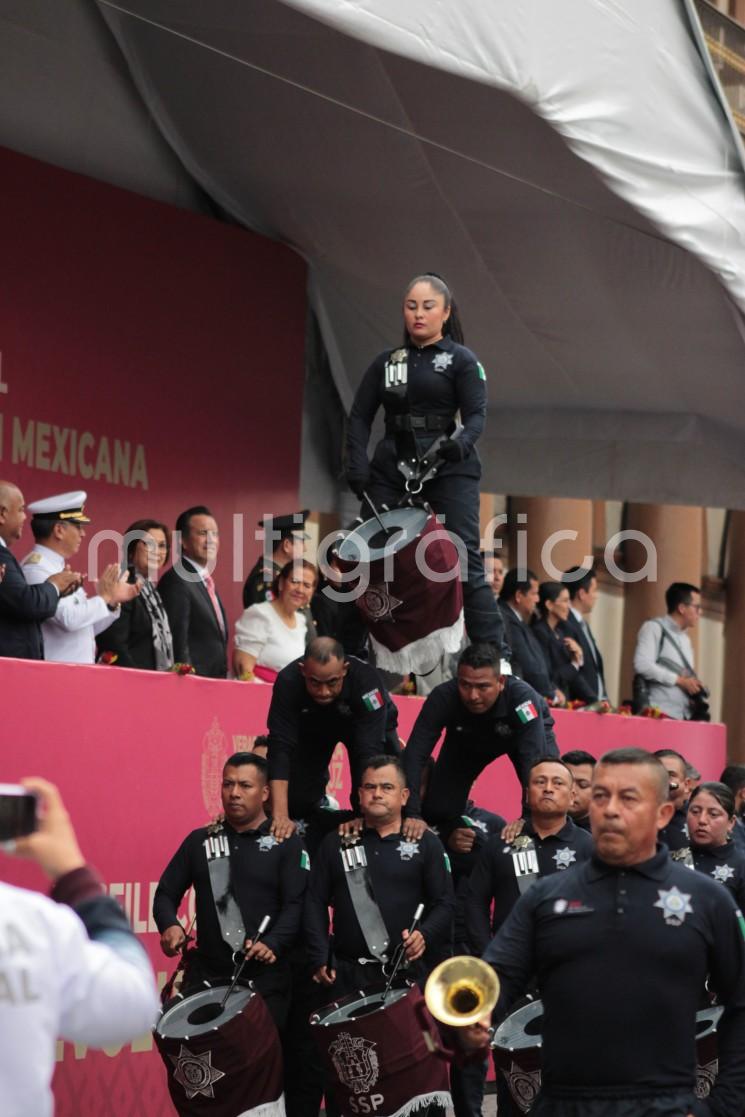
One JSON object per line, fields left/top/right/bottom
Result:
{"left": 233, "top": 559, "right": 318, "bottom": 682}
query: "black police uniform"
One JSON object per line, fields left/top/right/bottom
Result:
{"left": 732, "top": 817, "right": 745, "bottom": 855}
{"left": 243, "top": 555, "right": 281, "bottom": 608}
{"left": 484, "top": 846, "right": 745, "bottom": 1117}
{"left": 267, "top": 656, "right": 400, "bottom": 847}
{"left": 403, "top": 675, "right": 558, "bottom": 830}
{"left": 690, "top": 841, "right": 745, "bottom": 910}
{"left": 345, "top": 335, "right": 507, "bottom": 651}
{"left": 466, "top": 818, "right": 593, "bottom": 955}
{"left": 153, "top": 818, "right": 308, "bottom": 1029}
{"left": 304, "top": 826, "right": 454, "bottom": 995}
{"left": 571, "top": 813, "right": 592, "bottom": 832}
{"left": 659, "top": 804, "right": 689, "bottom": 851}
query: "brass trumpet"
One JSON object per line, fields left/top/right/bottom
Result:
{"left": 424, "top": 955, "right": 500, "bottom": 1027}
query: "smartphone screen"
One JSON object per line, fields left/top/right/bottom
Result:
{"left": 0, "top": 785, "right": 38, "bottom": 842}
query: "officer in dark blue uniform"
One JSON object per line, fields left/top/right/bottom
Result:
{"left": 345, "top": 273, "right": 506, "bottom": 652}
{"left": 243, "top": 511, "right": 310, "bottom": 607}
{"left": 686, "top": 782, "right": 745, "bottom": 911}
{"left": 466, "top": 757, "right": 593, "bottom": 955}
{"left": 484, "top": 748, "right": 745, "bottom": 1117}
{"left": 402, "top": 644, "right": 558, "bottom": 837}
{"left": 655, "top": 748, "right": 691, "bottom": 852}
{"left": 267, "top": 636, "right": 400, "bottom": 851}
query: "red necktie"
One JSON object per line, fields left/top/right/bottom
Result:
{"left": 204, "top": 573, "right": 226, "bottom": 635}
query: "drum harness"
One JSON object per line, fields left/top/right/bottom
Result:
{"left": 383, "top": 348, "right": 463, "bottom": 498}
{"left": 339, "top": 831, "right": 424, "bottom": 993}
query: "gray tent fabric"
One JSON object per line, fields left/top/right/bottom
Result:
{"left": 3, "top": 0, "right": 745, "bottom": 508}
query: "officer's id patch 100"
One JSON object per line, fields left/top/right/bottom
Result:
{"left": 258, "top": 834, "right": 279, "bottom": 853}
{"left": 553, "top": 847, "right": 577, "bottom": 870}
{"left": 362, "top": 688, "right": 383, "bottom": 712}
{"left": 301, "top": 850, "right": 311, "bottom": 871}
{"left": 432, "top": 351, "right": 454, "bottom": 371}
{"left": 515, "top": 700, "right": 538, "bottom": 724}
{"left": 654, "top": 886, "right": 693, "bottom": 926}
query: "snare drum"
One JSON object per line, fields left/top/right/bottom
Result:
{"left": 311, "top": 982, "right": 452, "bottom": 1117}
{"left": 337, "top": 506, "right": 463, "bottom": 674}
{"left": 154, "top": 981, "right": 284, "bottom": 1116}
{"left": 491, "top": 999, "right": 543, "bottom": 1114}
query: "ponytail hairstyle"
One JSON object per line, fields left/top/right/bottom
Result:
{"left": 403, "top": 272, "right": 465, "bottom": 344}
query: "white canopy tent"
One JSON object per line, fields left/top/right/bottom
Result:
{"left": 2, "top": 0, "right": 745, "bottom": 508}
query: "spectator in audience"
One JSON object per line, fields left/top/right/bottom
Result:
{"left": 483, "top": 551, "right": 505, "bottom": 601}
{"left": 562, "top": 749, "right": 596, "bottom": 831}
{"left": 233, "top": 559, "right": 318, "bottom": 683}
{"left": 532, "top": 581, "right": 593, "bottom": 703}
{"left": 500, "top": 568, "right": 563, "bottom": 704}
{"left": 720, "top": 764, "right": 745, "bottom": 853}
{"left": 633, "top": 582, "right": 706, "bottom": 720}
{"left": 0, "top": 481, "right": 79, "bottom": 660}
{"left": 685, "top": 760, "right": 701, "bottom": 791}
{"left": 243, "top": 511, "right": 310, "bottom": 608}
{"left": 654, "top": 747, "right": 691, "bottom": 851}
{"left": 158, "top": 505, "right": 228, "bottom": 678}
{"left": 22, "top": 491, "right": 138, "bottom": 664}
{"left": 562, "top": 565, "right": 607, "bottom": 701}
{"left": 96, "top": 519, "right": 174, "bottom": 671}
{"left": 687, "top": 782, "right": 745, "bottom": 910}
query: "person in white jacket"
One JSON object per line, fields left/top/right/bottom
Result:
{"left": 633, "top": 581, "right": 706, "bottom": 719}
{"left": 0, "top": 778, "right": 159, "bottom": 1117}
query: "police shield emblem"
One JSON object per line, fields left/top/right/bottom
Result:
{"left": 328, "top": 1031, "right": 380, "bottom": 1094}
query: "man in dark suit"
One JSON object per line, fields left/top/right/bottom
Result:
{"left": 0, "top": 481, "right": 80, "bottom": 659}
{"left": 158, "top": 505, "right": 228, "bottom": 678}
{"left": 500, "top": 567, "right": 562, "bottom": 704}
{"left": 562, "top": 564, "right": 608, "bottom": 701}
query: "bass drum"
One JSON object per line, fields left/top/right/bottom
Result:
{"left": 154, "top": 981, "right": 284, "bottom": 1117}
{"left": 492, "top": 1000, "right": 725, "bottom": 1112}
{"left": 337, "top": 506, "right": 463, "bottom": 674}
{"left": 311, "top": 982, "right": 452, "bottom": 1117}
{"left": 491, "top": 999, "right": 543, "bottom": 1114}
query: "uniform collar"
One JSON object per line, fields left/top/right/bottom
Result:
{"left": 526, "top": 816, "right": 576, "bottom": 842}
{"left": 691, "top": 839, "right": 733, "bottom": 860}
{"left": 224, "top": 816, "right": 271, "bottom": 838}
{"left": 587, "top": 844, "right": 670, "bottom": 881}
{"left": 407, "top": 335, "right": 454, "bottom": 353}
{"left": 361, "top": 825, "right": 406, "bottom": 842}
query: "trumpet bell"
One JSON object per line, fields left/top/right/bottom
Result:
{"left": 424, "top": 956, "right": 500, "bottom": 1027}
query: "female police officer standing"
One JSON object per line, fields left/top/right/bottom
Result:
{"left": 345, "top": 273, "right": 506, "bottom": 651}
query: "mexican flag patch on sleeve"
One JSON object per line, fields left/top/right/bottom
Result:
{"left": 362, "top": 689, "right": 383, "bottom": 711}
{"left": 477, "top": 361, "right": 487, "bottom": 381}
{"left": 516, "top": 700, "right": 538, "bottom": 724}
{"left": 301, "top": 850, "right": 311, "bottom": 871}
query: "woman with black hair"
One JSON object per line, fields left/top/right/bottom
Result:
{"left": 96, "top": 518, "right": 174, "bottom": 670}
{"left": 687, "top": 781, "right": 745, "bottom": 909}
{"left": 533, "top": 581, "right": 595, "bottom": 703}
{"left": 345, "top": 273, "right": 506, "bottom": 650}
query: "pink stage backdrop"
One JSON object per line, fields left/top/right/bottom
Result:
{"left": 0, "top": 146, "right": 306, "bottom": 624}
{"left": 0, "top": 659, "right": 726, "bottom": 1116}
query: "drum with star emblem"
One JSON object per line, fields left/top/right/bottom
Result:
{"left": 491, "top": 998, "right": 544, "bottom": 1114}
{"left": 311, "top": 981, "right": 452, "bottom": 1117}
{"left": 154, "top": 981, "right": 284, "bottom": 1116}
{"left": 336, "top": 505, "right": 464, "bottom": 674}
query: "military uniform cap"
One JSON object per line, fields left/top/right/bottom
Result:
{"left": 26, "top": 490, "right": 91, "bottom": 524}
{"left": 257, "top": 510, "right": 310, "bottom": 540}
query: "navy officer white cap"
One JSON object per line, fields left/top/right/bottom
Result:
{"left": 26, "top": 490, "right": 91, "bottom": 524}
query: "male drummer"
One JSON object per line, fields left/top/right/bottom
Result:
{"left": 484, "top": 748, "right": 745, "bottom": 1117}
{"left": 304, "top": 754, "right": 454, "bottom": 997}
{"left": 466, "top": 758, "right": 593, "bottom": 955}
{"left": 402, "top": 643, "right": 558, "bottom": 839}
{"left": 153, "top": 752, "right": 308, "bottom": 1030}
{"left": 267, "top": 636, "right": 400, "bottom": 850}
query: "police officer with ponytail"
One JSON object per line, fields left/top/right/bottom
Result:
{"left": 345, "top": 273, "right": 507, "bottom": 652}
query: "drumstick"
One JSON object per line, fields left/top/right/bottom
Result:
{"left": 382, "top": 903, "right": 424, "bottom": 1001}
{"left": 362, "top": 491, "right": 392, "bottom": 538}
{"left": 219, "top": 915, "right": 271, "bottom": 1010}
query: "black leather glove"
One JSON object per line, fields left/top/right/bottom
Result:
{"left": 346, "top": 473, "right": 369, "bottom": 500}
{"left": 436, "top": 438, "right": 464, "bottom": 462}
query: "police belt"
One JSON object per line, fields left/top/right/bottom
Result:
{"left": 385, "top": 414, "right": 452, "bottom": 434}
{"left": 339, "top": 833, "right": 391, "bottom": 962}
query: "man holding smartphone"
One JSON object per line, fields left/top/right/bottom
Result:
{"left": 0, "top": 779, "right": 159, "bottom": 1117}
